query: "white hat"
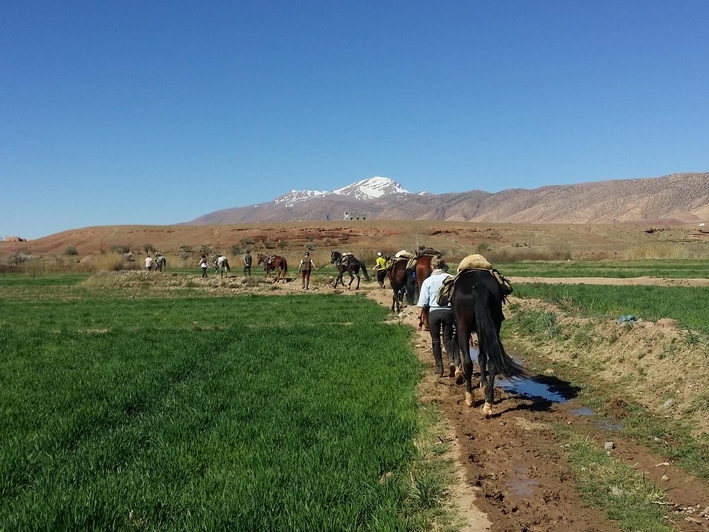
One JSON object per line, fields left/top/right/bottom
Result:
{"left": 377, "top": 252, "right": 382, "bottom": 256}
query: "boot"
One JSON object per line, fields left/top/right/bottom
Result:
{"left": 444, "top": 339, "right": 459, "bottom": 377}
{"left": 432, "top": 341, "right": 444, "bottom": 377}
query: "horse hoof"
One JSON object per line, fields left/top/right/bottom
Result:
{"left": 448, "top": 364, "right": 456, "bottom": 378}
{"left": 465, "top": 391, "right": 474, "bottom": 407}
{"left": 482, "top": 402, "right": 493, "bottom": 417}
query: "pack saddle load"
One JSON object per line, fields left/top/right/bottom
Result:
{"left": 436, "top": 254, "right": 513, "bottom": 307}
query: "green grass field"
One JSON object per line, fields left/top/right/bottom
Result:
{"left": 512, "top": 282, "right": 709, "bottom": 333}
{"left": 497, "top": 258, "right": 709, "bottom": 279}
{"left": 0, "top": 286, "right": 431, "bottom": 531}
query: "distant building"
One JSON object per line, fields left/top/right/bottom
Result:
{"left": 4, "top": 236, "right": 26, "bottom": 242}
{"left": 344, "top": 212, "right": 367, "bottom": 221}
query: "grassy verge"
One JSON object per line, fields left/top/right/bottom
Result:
{"left": 0, "top": 288, "right": 456, "bottom": 531}
{"left": 496, "top": 259, "right": 709, "bottom": 279}
{"left": 512, "top": 282, "right": 709, "bottom": 334}
{"left": 554, "top": 424, "right": 673, "bottom": 532}
{"left": 503, "top": 290, "right": 709, "bottom": 527}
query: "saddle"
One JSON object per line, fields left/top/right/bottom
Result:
{"left": 436, "top": 254, "right": 514, "bottom": 306}
{"left": 407, "top": 248, "right": 441, "bottom": 271}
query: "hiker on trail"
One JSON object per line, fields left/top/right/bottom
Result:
{"left": 298, "top": 251, "right": 318, "bottom": 290}
{"left": 145, "top": 254, "right": 153, "bottom": 272}
{"left": 416, "top": 256, "right": 459, "bottom": 378}
{"left": 243, "top": 250, "right": 252, "bottom": 276}
{"left": 374, "top": 251, "right": 387, "bottom": 288}
{"left": 199, "top": 255, "right": 209, "bottom": 278}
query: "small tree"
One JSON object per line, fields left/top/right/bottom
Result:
{"left": 477, "top": 242, "right": 491, "bottom": 254}
{"left": 277, "top": 240, "right": 288, "bottom": 250}
{"left": 64, "top": 246, "right": 78, "bottom": 256}
{"left": 230, "top": 245, "right": 242, "bottom": 256}
{"left": 143, "top": 243, "right": 154, "bottom": 253}
{"left": 180, "top": 245, "right": 193, "bottom": 252}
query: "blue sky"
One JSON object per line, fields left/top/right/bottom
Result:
{"left": 2, "top": 1, "right": 708, "bottom": 239}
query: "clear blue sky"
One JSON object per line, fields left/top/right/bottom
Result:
{"left": 2, "top": 1, "right": 708, "bottom": 239}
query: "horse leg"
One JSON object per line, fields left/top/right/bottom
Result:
{"left": 457, "top": 323, "right": 475, "bottom": 407}
{"left": 355, "top": 272, "right": 360, "bottom": 290}
{"left": 483, "top": 365, "right": 496, "bottom": 418}
{"left": 347, "top": 271, "right": 354, "bottom": 290}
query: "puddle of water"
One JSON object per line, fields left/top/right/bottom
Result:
{"left": 468, "top": 349, "right": 573, "bottom": 403}
{"left": 569, "top": 407, "right": 594, "bottom": 416}
{"left": 508, "top": 468, "right": 540, "bottom": 495}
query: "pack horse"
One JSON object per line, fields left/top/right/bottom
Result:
{"left": 257, "top": 253, "right": 288, "bottom": 283}
{"left": 451, "top": 268, "right": 527, "bottom": 417}
{"left": 212, "top": 255, "right": 231, "bottom": 278}
{"left": 330, "top": 251, "right": 369, "bottom": 290}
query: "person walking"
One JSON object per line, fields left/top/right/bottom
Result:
{"left": 243, "top": 250, "right": 252, "bottom": 276}
{"left": 416, "top": 256, "right": 460, "bottom": 377}
{"left": 199, "top": 255, "right": 209, "bottom": 278}
{"left": 298, "top": 251, "right": 318, "bottom": 289}
{"left": 145, "top": 254, "right": 153, "bottom": 272}
{"left": 374, "top": 251, "right": 387, "bottom": 288}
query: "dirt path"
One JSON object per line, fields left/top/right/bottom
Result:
{"left": 361, "top": 282, "right": 709, "bottom": 532}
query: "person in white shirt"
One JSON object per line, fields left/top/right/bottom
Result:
{"left": 416, "top": 256, "right": 459, "bottom": 377}
{"left": 145, "top": 254, "right": 153, "bottom": 271}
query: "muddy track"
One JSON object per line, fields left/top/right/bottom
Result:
{"left": 365, "top": 284, "right": 709, "bottom": 532}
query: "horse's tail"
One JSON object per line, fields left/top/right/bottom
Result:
{"left": 359, "top": 260, "right": 370, "bottom": 281}
{"left": 225, "top": 260, "right": 231, "bottom": 273}
{"left": 282, "top": 258, "right": 288, "bottom": 273}
{"left": 472, "top": 283, "right": 526, "bottom": 379}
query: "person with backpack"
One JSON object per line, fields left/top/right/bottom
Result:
{"left": 243, "top": 250, "right": 252, "bottom": 276}
{"left": 416, "top": 256, "right": 459, "bottom": 377}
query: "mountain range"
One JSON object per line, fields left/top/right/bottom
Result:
{"left": 187, "top": 172, "right": 709, "bottom": 225}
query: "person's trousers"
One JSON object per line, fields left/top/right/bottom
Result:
{"left": 428, "top": 308, "right": 458, "bottom": 374}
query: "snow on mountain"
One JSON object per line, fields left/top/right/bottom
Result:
{"left": 273, "top": 177, "right": 409, "bottom": 206}
{"left": 274, "top": 189, "right": 328, "bottom": 207}
{"left": 333, "top": 176, "right": 409, "bottom": 200}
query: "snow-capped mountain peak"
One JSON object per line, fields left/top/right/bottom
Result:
{"left": 333, "top": 176, "right": 409, "bottom": 200}
{"left": 274, "top": 189, "right": 327, "bottom": 206}
{"left": 273, "top": 177, "right": 409, "bottom": 206}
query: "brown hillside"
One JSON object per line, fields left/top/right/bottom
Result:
{"left": 2, "top": 220, "right": 707, "bottom": 260}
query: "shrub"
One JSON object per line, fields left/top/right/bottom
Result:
{"left": 476, "top": 242, "right": 491, "bottom": 254}
{"left": 65, "top": 246, "right": 78, "bottom": 256}
{"left": 180, "top": 245, "right": 193, "bottom": 252}
{"left": 230, "top": 245, "right": 242, "bottom": 256}
{"left": 109, "top": 244, "right": 131, "bottom": 254}
{"left": 143, "top": 243, "right": 154, "bottom": 253}
{"left": 93, "top": 252, "right": 125, "bottom": 272}
{"left": 277, "top": 241, "right": 288, "bottom": 250}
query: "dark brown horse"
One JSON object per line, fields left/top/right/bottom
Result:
{"left": 451, "top": 269, "right": 527, "bottom": 417}
{"left": 386, "top": 258, "right": 417, "bottom": 313}
{"left": 330, "top": 251, "right": 370, "bottom": 290}
{"left": 256, "top": 253, "right": 288, "bottom": 283}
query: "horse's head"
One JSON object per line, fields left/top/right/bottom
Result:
{"left": 330, "top": 251, "right": 340, "bottom": 264}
